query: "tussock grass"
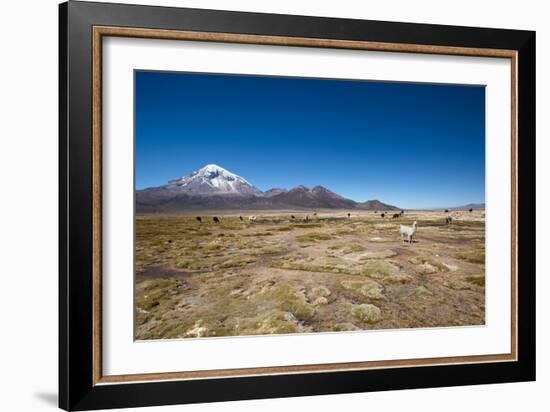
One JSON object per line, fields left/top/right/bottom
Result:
{"left": 333, "top": 323, "right": 360, "bottom": 331}
{"left": 455, "top": 249, "right": 485, "bottom": 264}
{"left": 175, "top": 258, "right": 207, "bottom": 271}
{"left": 296, "top": 232, "right": 333, "bottom": 243}
{"left": 466, "top": 275, "right": 485, "bottom": 287}
{"left": 312, "top": 297, "right": 328, "bottom": 306}
{"left": 361, "top": 261, "right": 410, "bottom": 283}
{"left": 270, "top": 256, "right": 354, "bottom": 275}
{"left": 255, "top": 310, "right": 299, "bottom": 334}
{"left": 328, "top": 243, "right": 366, "bottom": 254}
{"left": 272, "top": 226, "right": 294, "bottom": 232}
{"left": 341, "top": 280, "right": 384, "bottom": 300}
{"left": 414, "top": 286, "right": 434, "bottom": 297}
{"left": 243, "top": 231, "right": 275, "bottom": 237}
{"left": 311, "top": 285, "right": 331, "bottom": 298}
{"left": 268, "top": 283, "right": 313, "bottom": 321}
{"left": 408, "top": 256, "right": 448, "bottom": 272}
{"left": 351, "top": 304, "right": 382, "bottom": 323}
{"left": 249, "top": 244, "right": 288, "bottom": 255}
{"left": 217, "top": 255, "right": 257, "bottom": 269}
{"left": 291, "top": 223, "right": 323, "bottom": 228}
{"left": 446, "top": 278, "right": 474, "bottom": 290}
{"left": 334, "top": 229, "right": 357, "bottom": 236}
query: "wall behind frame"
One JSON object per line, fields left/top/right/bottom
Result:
{"left": 0, "top": 0, "right": 546, "bottom": 412}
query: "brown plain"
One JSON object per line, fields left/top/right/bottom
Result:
{"left": 135, "top": 209, "right": 486, "bottom": 340}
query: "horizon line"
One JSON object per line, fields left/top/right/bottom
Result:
{"left": 136, "top": 163, "right": 484, "bottom": 209}
{"left": 136, "top": 183, "right": 484, "bottom": 210}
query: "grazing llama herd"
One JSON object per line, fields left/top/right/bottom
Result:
{"left": 193, "top": 210, "right": 476, "bottom": 246}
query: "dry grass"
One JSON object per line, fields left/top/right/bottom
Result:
{"left": 351, "top": 303, "right": 382, "bottom": 323}
{"left": 341, "top": 280, "right": 385, "bottom": 300}
{"left": 135, "top": 210, "right": 486, "bottom": 339}
{"left": 455, "top": 249, "right": 486, "bottom": 264}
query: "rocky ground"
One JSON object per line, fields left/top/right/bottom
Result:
{"left": 135, "top": 210, "right": 485, "bottom": 340}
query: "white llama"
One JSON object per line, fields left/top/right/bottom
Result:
{"left": 248, "top": 215, "right": 257, "bottom": 222}
{"left": 400, "top": 221, "right": 417, "bottom": 245}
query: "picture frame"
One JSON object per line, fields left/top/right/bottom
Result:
{"left": 59, "top": 1, "right": 536, "bottom": 410}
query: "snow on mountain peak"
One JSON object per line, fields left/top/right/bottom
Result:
{"left": 198, "top": 164, "right": 228, "bottom": 174}
{"left": 165, "top": 164, "right": 262, "bottom": 196}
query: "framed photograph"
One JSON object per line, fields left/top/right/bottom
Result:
{"left": 59, "top": 1, "right": 536, "bottom": 410}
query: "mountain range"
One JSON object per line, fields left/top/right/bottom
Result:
{"left": 136, "top": 164, "right": 399, "bottom": 213}
{"left": 450, "top": 203, "right": 485, "bottom": 210}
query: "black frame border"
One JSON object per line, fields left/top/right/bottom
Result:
{"left": 59, "top": 1, "right": 535, "bottom": 410}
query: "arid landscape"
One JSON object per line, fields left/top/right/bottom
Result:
{"left": 134, "top": 73, "right": 487, "bottom": 341}
{"left": 135, "top": 209, "right": 485, "bottom": 340}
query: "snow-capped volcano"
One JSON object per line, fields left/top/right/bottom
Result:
{"left": 136, "top": 164, "right": 400, "bottom": 212}
{"left": 163, "top": 164, "right": 262, "bottom": 196}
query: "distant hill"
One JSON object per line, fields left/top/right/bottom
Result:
{"left": 267, "top": 185, "right": 357, "bottom": 209}
{"left": 356, "top": 199, "right": 400, "bottom": 211}
{"left": 136, "top": 164, "right": 400, "bottom": 213}
{"left": 263, "top": 188, "right": 288, "bottom": 197}
{"left": 450, "top": 203, "right": 485, "bottom": 210}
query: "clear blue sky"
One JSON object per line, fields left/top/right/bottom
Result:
{"left": 135, "top": 71, "right": 485, "bottom": 209}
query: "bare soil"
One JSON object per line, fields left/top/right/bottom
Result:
{"left": 135, "top": 209, "right": 485, "bottom": 340}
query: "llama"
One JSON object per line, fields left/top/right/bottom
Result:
{"left": 248, "top": 215, "right": 257, "bottom": 222}
{"left": 446, "top": 216, "right": 453, "bottom": 225}
{"left": 400, "top": 210, "right": 405, "bottom": 216}
{"left": 347, "top": 213, "right": 351, "bottom": 218}
{"left": 291, "top": 215, "right": 296, "bottom": 220}
{"left": 392, "top": 213, "right": 400, "bottom": 219}
{"left": 469, "top": 208, "right": 473, "bottom": 212}
{"left": 381, "top": 213, "right": 385, "bottom": 218}
{"left": 445, "top": 209, "right": 449, "bottom": 213}
{"left": 239, "top": 216, "right": 244, "bottom": 221}
{"left": 213, "top": 217, "right": 220, "bottom": 223}
{"left": 400, "top": 221, "right": 418, "bottom": 245}
{"left": 196, "top": 216, "right": 202, "bottom": 223}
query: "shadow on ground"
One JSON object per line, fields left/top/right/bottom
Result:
{"left": 34, "top": 392, "right": 57, "bottom": 407}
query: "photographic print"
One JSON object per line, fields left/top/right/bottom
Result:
{"left": 60, "top": 5, "right": 535, "bottom": 408}
{"left": 134, "top": 71, "right": 486, "bottom": 340}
